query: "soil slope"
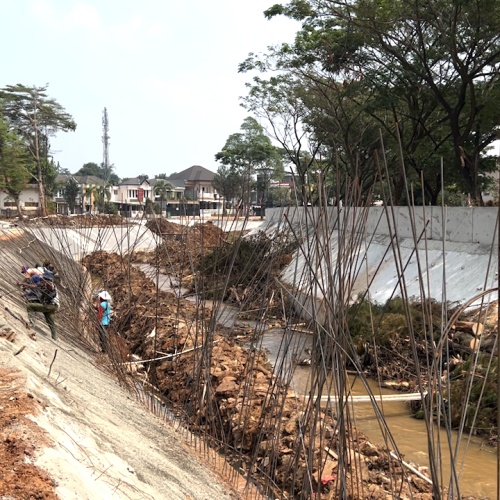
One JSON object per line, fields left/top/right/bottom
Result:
{"left": 0, "top": 297, "right": 235, "bottom": 499}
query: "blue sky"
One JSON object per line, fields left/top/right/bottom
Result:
{"left": 2, "top": 0, "right": 299, "bottom": 180}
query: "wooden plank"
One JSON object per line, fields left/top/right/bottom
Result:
{"left": 319, "top": 392, "right": 426, "bottom": 403}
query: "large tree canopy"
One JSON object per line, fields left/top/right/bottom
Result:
{"left": 0, "top": 84, "right": 76, "bottom": 215}
{"left": 241, "top": 0, "right": 500, "bottom": 205}
{"left": 215, "top": 117, "right": 284, "bottom": 209}
{"left": 75, "top": 162, "right": 120, "bottom": 185}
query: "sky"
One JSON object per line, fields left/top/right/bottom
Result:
{"left": 2, "top": 0, "right": 300, "bottom": 180}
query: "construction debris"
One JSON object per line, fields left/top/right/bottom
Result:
{"left": 82, "top": 250, "right": 436, "bottom": 498}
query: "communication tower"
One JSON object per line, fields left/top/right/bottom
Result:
{"left": 102, "top": 107, "right": 110, "bottom": 180}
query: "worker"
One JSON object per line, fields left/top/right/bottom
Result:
{"left": 19, "top": 269, "right": 60, "bottom": 340}
{"left": 96, "top": 290, "right": 112, "bottom": 352}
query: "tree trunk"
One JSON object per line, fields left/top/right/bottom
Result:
{"left": 392, "top": 171, "right": 405, "bottom": 205}
{"left": 15, "top": 197, "right": 22, "bottom": 219}
{"left": 453, "top": 140, "right": 484, "bottom": 206}
{"left": 33, "top": 107, "right": 47, "bottom": 216}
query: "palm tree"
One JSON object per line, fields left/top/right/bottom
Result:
{"left": 154, "top": 180, "right": 174, "bottom": 217}
{"left": 63, "top": 177, "right": 80, "bottom": 214}
{"left": 94, "top": 184, "right": 111, "bottom": 214}
{"left": 83, "top": 185, "right": 95, "bottom": 213}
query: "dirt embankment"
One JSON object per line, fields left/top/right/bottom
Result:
{"left": 0, "top": 366, "right": 56, "bottom": 498}
{"left": 83, "top": 250, "right": 436, "bottom": 499}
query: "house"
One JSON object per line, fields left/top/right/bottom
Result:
{"left": 113, "top": 178, "right": 153, "bottom": 217}
{"left": 0, "top": 184, "right": 40, "bottom": 217}
{"left": 54, "top": 175, "right": 108, "bottom": 214}
{"left": 165, "top": 165, "right": 223, "bottom": 216}
{"left": 148, "top": 178, "right": 185, "bottom": 216}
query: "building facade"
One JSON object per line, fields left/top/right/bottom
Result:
{"left": 0, "top": 185, "right": 40, "bottom": 217}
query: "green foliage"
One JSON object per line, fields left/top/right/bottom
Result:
{"left": 448, "top": 356, "right": 497, "bottom": 435}
{"left": 144, "top": 198, "right": 160, "bottom": 215}
{"left": 215, "top": 117, "right": 284, "bottom": 207}
{"left": 212, "top": 164, "right": 244, "bottom": 209}
{"left": 243, "top": 0, "right": 500, "bottom": 205}
{"left": 266, "top": 186, "right": 293, "bottom": 207}
{"left": 42, "top": 157, "right": 58, "bottom": 197}
{"left": 0, "top": 84, "right": 76, "bottom": 214}
{"left": 103, "top": 201, "right": 118, "bottom": 215}
{"left": 197, "top": 231, "right": 297, "bottom": 301}
{"left": 94, "top": 185, "right": 111, "bottom": 213}
{"left": 347, "top": 297, "right": 443, "bottom": 346}
{"left": 154, "top": 180, "right": 174, "bottom": 203}
{"left": 0, "top": 116, "right": 31, "bottom": 216}
{"left": 76, "top": 162, "right": 101, "bottom": 177}
{"left": 62, "top": 177, "right": 80, "bottom": 214}
{"left": 76, "top": 162, "right": 120, "bottom": 184}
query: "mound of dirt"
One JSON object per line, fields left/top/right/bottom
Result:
{"left": 25, "top": 214, "right": 125, "bottom": 227}
{"left": 83, "top": 250, "right": 435, "bottom": 499}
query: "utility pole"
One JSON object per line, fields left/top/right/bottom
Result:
{"left": 102, "top": 107, "right": 110, "bottom": 181}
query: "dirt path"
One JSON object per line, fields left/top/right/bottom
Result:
{"left": 0, "top": 299, "right": 236, "bottom": 499}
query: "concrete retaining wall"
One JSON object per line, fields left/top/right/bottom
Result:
{"left": 264, "top": 207, "right": 498, "bottom": 311}
{"left": 265, "top": 206, "right": 498, "bottom": 246}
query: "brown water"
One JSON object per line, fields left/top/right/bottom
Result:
{"left": 260, "top": 330, "right": 496, "bottom": 499}
{"left": 139, "top": 264, "right": 495, "bottom": 498}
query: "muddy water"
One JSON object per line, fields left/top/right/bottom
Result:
{"left": 260, "top": 330, "right": 496, "bottom": 499}
{"left": 138, "top": 264, "right": 495, "bottom": 498}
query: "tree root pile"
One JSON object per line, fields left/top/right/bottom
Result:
{"left": 349, "top": 297, "right": 498, "bottom": 441}
{"left": 83, "top": 251, "right": 435, "bottom": 498}
{"left": 137, "top": 222, "right": 296, "bottom": 317}
{"left": 196, "top": 230, "right": 296, "bottom": 315}
{"left": 0, "top": 368, "right": 57, "bottom": 498}
{"left": 135, "top": 220, "right": 227, "bottom": 277}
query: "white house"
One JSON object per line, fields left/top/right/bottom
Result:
{"left": 0, "top": 185, "right": 40, "bottom": 217}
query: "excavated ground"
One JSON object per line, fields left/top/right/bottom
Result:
{"left": 82, "top": 250, "right": 441, "bottom": 499}
{"left": 0, "top": 366, "right": 56, "bottom": 498}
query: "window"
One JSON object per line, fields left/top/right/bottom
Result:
{"left": 114, "top": 189, "right": 118, "bottom": 196}
{"left": 4, "top": 201, "right": 16, "bottom": 207}
{"left": 24, "top": 202, "right": 39, "bottom": 208}
{"left": 128, "top": 189, "right": 138, "bottom": 199}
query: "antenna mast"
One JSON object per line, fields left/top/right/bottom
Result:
{"left": 102, "top": 107, "right": 110, "bottom": 180}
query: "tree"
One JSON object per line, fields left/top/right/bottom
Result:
{"left": 0, "top": 118, "right": 31, "bottom": 217}
{"left": 138, "top": 174, "right": 149, "bottom": 183}
{"left": 154, "top": 180, "right": 174, "bottom": 216}
{"left": 215, "top": 117, "right": 284, "bottom": 212}
{"left": 94, "top": 185, "right": 111, "bottom": 213}
{"left": 75, "top": 162, "right": 120, "bottom": 185}
{"left": 62, "top": 177, "right": 80, "bottom": 214}
{"left": 76, "top": 162, "right": 101, "bottom": 177}
{"left": 240, "top": 75, "right": 325, "bottom": 205}
{"left": 0, "top": 84, "right": 76, "bottom": 215}
{"left": 56, "top": 163, "right": 71, "bottom": 175}
{"left": 212, "top": 164, "right": 244, "bottom": 213}
{"left": 108, "top": 172, "right": 120, "bottom": 185}
{"left": 262, "top": 0, "right": 500, "bottom": 205}
{"left": 83, "top": 185, "right": 95, "bottom": 212}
